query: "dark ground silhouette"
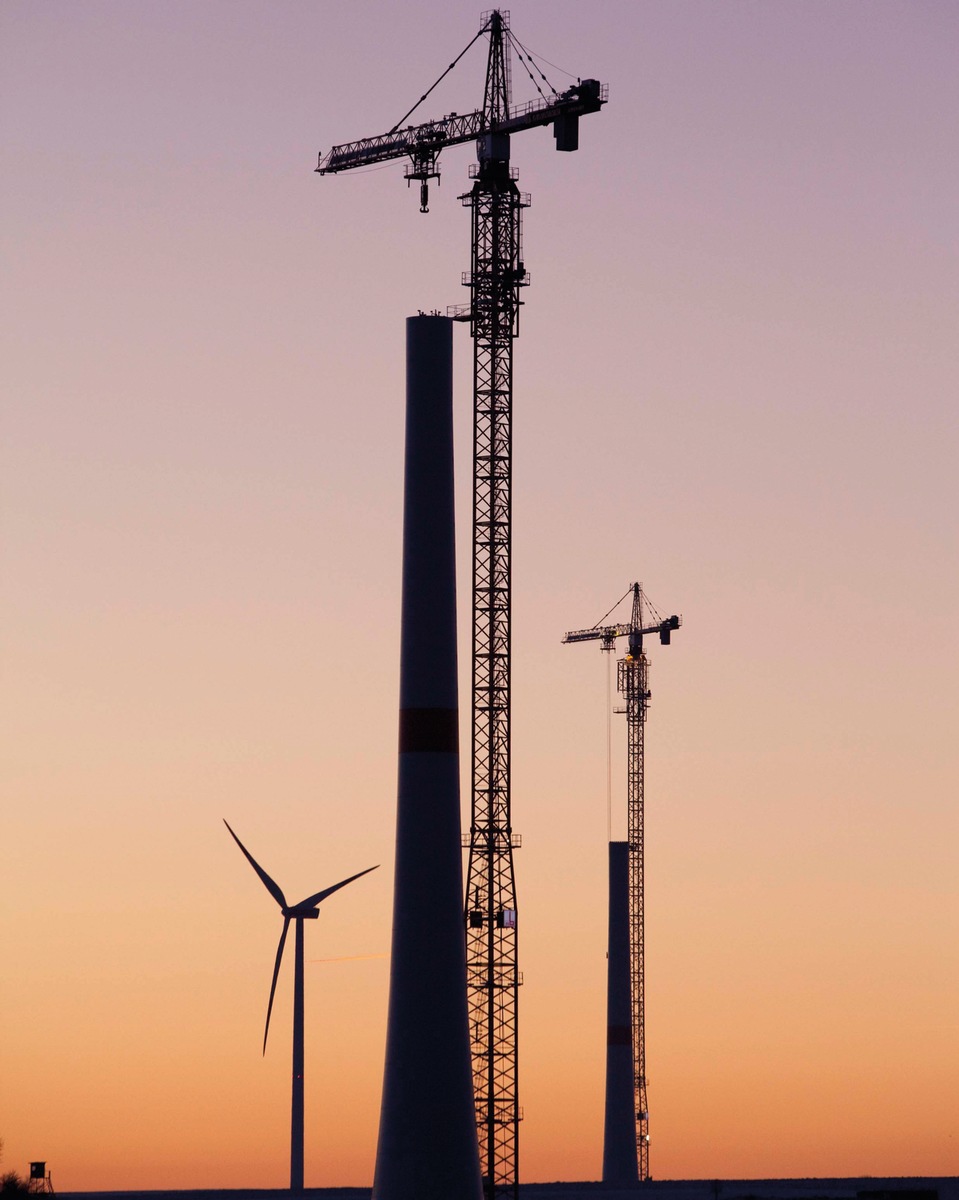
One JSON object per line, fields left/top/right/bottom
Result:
{"left": 57, "top": 1174, "right": 959, "bottom": 1200}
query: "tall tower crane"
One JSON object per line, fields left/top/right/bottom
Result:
{"left": 563, "top": 584, "right": 681, "bottom": 1181}
{"left": 317, "top": 14, "right": 607, "bottom": 1199}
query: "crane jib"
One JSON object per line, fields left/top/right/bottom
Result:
{"left": 562, "top": 616, "right": 681, "bottom": 646}
{"left": 316, "top": 80, "right": 607, "bottom": 175}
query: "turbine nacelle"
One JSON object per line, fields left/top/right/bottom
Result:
{"left": 223, "top": 819, "right": 378, "bottom": 1054}
{"left": 283, "top": 905, "right": 320, "bottom": 920}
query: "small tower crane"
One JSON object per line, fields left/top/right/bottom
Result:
{"left": 563, "top": 583, "right": 681, "bottom": 1182}
{"left": 317, "top": 13, "right": 607, "bottom": 1200}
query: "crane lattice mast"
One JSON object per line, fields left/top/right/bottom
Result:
{"left": 317, "top": 15, "right": 606, "bottom": 1197}
{"left": 462, "top": 15, "right": 524, "bottom": 1198}
{"left": 563, "top": 584, "right": 681, "bottom": 1181}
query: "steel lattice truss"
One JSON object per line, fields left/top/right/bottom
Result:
{"left": 462, "top": 155, "right": 528, "bottom": 1200}
{"left": 619, "top": 653, "right": 651, "bottom": 1181}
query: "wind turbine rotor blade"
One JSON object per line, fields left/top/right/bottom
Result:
{"left": 263, "top": 916, "right": 290, "bottom": 1055}
{"left": 297, "top": 864, "right": 379, "bottom": 910}
{"left": 223, "top": 819, "right": 287, "bottom": 909}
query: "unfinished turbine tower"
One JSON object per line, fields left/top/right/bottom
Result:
{"left": 317, "top": 13, "right": 606, "bottom": 1198}
{"left": 564, "top": 584, "right": 681, "bottom": 1182}
{"left": 371, "top": 316, "right": 482, "bottom": 1200}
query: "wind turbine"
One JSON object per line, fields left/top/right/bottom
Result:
{"left": 224, "top": 819, "right": 377, "bottom": 1192}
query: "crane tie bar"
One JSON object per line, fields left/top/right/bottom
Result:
{"left": 389, "top": 23, "right": 490, "bottom": 134}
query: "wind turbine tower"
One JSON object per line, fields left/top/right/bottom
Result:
{"left": 563, "top": 583, "right": 681, "bottom": 1182}
{"left": 225, "top": 821, "right": 377, "bottom": 1192}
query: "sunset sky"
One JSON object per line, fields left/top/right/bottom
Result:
{"left": 2, "top": 0, "right": 957, "bottom": 1190}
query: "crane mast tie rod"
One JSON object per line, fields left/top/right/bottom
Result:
{"left": 505, "top": 29, "right": 561, "bottom": 106}
{"left": 388, "top": 22, "right": 491, "bottom": 134}
{"left": 592, "top": 585, "right": 636, "bottom": 628}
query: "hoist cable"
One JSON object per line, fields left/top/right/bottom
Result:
{"left": 606, "top": 648, "right": 613, "bottom": 842}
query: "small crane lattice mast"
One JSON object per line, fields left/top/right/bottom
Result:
{"left": 563, "top": 584, "right": 681, "bottom": 1182}
{"left": 317, "top": 14, "right": 606, "bottom": 1199}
